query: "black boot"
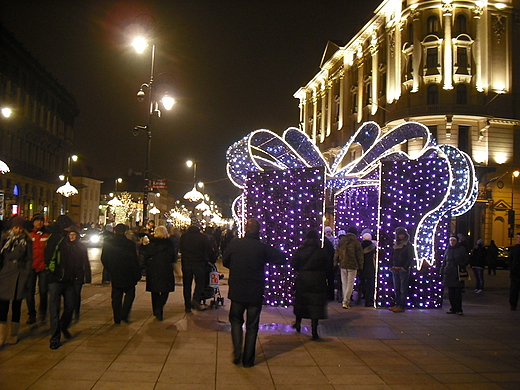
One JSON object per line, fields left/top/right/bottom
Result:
{"left": 311, "top": 319, "right": 319, "bottom": 340}
{"left": 292, "top": 317, "right": 301, "bottom": 333}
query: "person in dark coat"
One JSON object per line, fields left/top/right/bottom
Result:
{"left": 67, "top": 227, "right": 91, "bottom": 322}
{"left": 509, "top": 233, "right": 520, "bottom": 310}
{"left": 470, "top": 239, "right": 487, "bottom": 293}
{"left": 223, "top": 218, "right": 286, "bottom": 368}
{"left": 45, "top": 215, "right": 90, "bottom": 349}
{"left": 290, "top": 230, "right": 330, "bottom": 340}
{"left": 0, "top": 216, "right": 33, "bottom": 346}
{"left": 101, "top": 224, "right": 142, "bottom": 324}
{"left": 179, "top": 225, "right": 212, "bottom": 313}
{"left": 140, "top": 226, "right": 176, "bottom": 321}
{"left": 441, "top": 236, "right": 470, "bottom": 315}
{"left": 359, "top": 232, "right": 377, "bottom": 307}
{"left": 486, "top": 240, "right": 499, "bottom": 275}
{"left": 389, "top": 226, "right": 414, "bottom": 312}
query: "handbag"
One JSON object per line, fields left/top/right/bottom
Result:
{"left": 458, "top": 265, "right": 471, "bottom": 281}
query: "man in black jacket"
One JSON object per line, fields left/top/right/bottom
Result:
{"left": 179, "top": 225, "right": 212, "bottom": 313}
{"left": 223, "top": 218, "right": 286, "bottom": 367}
{"left": 101, "top": 224, "right": 142, "bottom": 324}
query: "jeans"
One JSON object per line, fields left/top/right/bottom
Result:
{"left": 229, "top": 301, "right": 262, "bottom": 367}
{"left": 472, "top": 267, "right": 484, "bottom": 290}
{"left": 26, "top": 269, "right": 48, "bottom": 320}
{"left": 48, "top": 282, "right": 75, "bottom": 344}
{"left": 182, "top": 262, "right": 205, "bottom": 310}
{"left": 111, "top": 286, "right": 136, "bottom": 322}
{"left": 0, "top": 299, "right": 22, "bottom": 323}
{"left": 340, "top": 268, "right": 357, "bottom": 306}
{"left": 448, "top": 287, "right": 463, "bottom": 312}
{"left": 73, "top": 284, "right": 83, "bottom": 319}
{"left": 392, "top": 269, "right": 410, "bottom": 309}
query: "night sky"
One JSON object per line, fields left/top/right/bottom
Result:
{"left": 1, "top": 0, "right": 380, "bottom": 209}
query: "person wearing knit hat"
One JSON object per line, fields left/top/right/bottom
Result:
{"left": 359, "top": 232, "right": 376, "bottom": 307}
{"left": 0, "top": 216, "right": 33, "bottom": 346}
{"left": 389, "top": 227, "right": 414, "bottom": 313}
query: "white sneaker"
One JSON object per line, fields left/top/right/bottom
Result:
{"left": 473, "top": 289, "right": 479, "bottom": 293}
{"left": 476, "top": 290, "right": 482, "bottom": 294}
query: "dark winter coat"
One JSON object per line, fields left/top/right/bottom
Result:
{"left": 360, "top": 239, "right": 376, "bottom": 279}
{"left": 101, "top": 234, "right": 142, "bottom": 289}
{"left": 290, "top": 238, "right": 330, "bottom": 319}
{"left": 509, "top": 244, "right": 520, "bottom": 281}
{"left": 223, "top": 232, "right": 286, "bottom": 304}
{"left": 44, "top": 232, "right": 91, "bottom": 285}
{"left": 179, "top": 226, "right": 212, "bottom": 266}
{"left": 140, "top": 237, "right": 176, "bottom": 293}
{"left": 390, "top": 239, "right": 414, "bottom": 271}
{"left": 0, "top": 230, "right": 33, "bottom": 301}
{"left": 486, "top": 242, "right": 499, "bottom": 268}
{"left": 470, "top": 245, "right": 487, "bottom": 268}
{"left": 441, "top": 243, "right": 470, "bottom": 288}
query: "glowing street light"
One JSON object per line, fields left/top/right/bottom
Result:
{"left": 56, "top": 155, "right": 78, "bottom": 198}
{"left": 131, "top": 35, "right": 176, "bottom": 227}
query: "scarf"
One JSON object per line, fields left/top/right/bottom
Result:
{"left": 393, "top": 239, "right": 409, "bottom": 250}
{"left": 1, "top": 230, "right": 28, "bottom": 254}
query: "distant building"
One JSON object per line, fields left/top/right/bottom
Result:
{"left": 0, "top": 23, "right": 79, "bottom": 221}
{"left": 294, "top": 0, "right": 520, "bottom": 246}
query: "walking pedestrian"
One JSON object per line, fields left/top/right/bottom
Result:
{"left": 389, "top": 227, "right": 414, "bottom": 312}
{"left": 509, "top": 232, "right": 520, "bottom": 310}
{"left": 223, "top": 218, "right": 286, "bottom": 367}
{"left": 291, "top": 230, "right": 330, "bottom": 340}
{"left": 45, "top": 215, "right": 89, "bottom": 350}
{"left": 0, "top": 216, "right": 33, "bottom": 346}
{"left": 359, "top": 232, "right": 377, "bottom": 307}
{"left": 67, "top": 227, "right": 91, "bottom": 322}
{"left": 334, "top": 226, "right": 363, "bottom": 309}
{"left": 470, "top": 239, "right": 487, "bottom": 293}
{"left": 487, "top": 240, "right": 498, "bottom": 275}
{"left": 26, "top": 213, "right": 50, "bottom": 324}
{"left": 179, "top": 224, "right": 212, "bottom": 313}
{"left": 140, "top": 226, "right": 176, "bottom": 321}
{"left": 101, "top": 224, "right": 142, "bottom": 324}
{"left": 441, "top": 236, "right": 470, "bottom": 315}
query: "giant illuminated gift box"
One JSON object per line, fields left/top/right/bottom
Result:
{"left": 226, "top": 121, "right": 478, "bottom": 307}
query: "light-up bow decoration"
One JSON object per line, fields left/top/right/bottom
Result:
{"left": 226, "top": 121, "right": 478, "bottom": 268}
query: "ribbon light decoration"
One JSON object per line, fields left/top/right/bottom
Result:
{"left": 226, "top": 121, "right": 478, "bottom": 270}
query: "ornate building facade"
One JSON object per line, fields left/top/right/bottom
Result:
{"left": 294, "top": 0, "right": 520, "bottom": 247}
{"left": 0, "top": 24, "right": 80, "bottom": 222}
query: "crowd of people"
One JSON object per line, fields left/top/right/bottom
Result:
{"left": 1, "top": 213, "right": 519, "bottom": 369}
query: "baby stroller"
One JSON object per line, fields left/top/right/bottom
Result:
{"left": 200, "top": 262, "right": 225, "bottom": 309}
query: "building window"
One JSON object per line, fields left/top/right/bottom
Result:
{"left": 456, "top": 47, "right": 468, "bottom": 73}
{"left": 427, "top": 84, "right": 439, "bottom": 105}
{"left": 427, "top": 15, "right": 439, "bottom": 35}
{"left": 456, "top": 84, "right": 467, "bottom": 105}
{"left": 408, "top": 23, "right": 414, "bottom": 43}
{"left": 458, "top": 125, "right": 470, "bottom": 153}
{"left": 427, "top": 125, "right": 438, "bottom": 140}
{"left": 427, "top": 48, "right": 438, "bottom": 69}
{"left": 456, "top": 14, "right": 467, "bottom": 34}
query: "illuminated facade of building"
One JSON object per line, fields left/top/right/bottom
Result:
{"left": 294, "top": 0, "right": 520, "bottom": 246}
{"left": 0, "top": 24, "right": 80, "bottom": 221}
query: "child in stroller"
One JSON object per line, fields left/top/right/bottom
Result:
{"left": 200, "top": 261, "right": 225, "bottom": 309}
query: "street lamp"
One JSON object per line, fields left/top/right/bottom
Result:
{"left": 56, "top": 155, "right": 78, "bottom": 198}
{"left": 115, "top": 177, "right": 122, "bottom": 191}
{"left": 131, "top": 36, "right": 176, "bottom": 227}
{"left": 183, "top": 160, "right": 204, "bottom": 202}
{"left": 510, "top": 170, "right": 520, "bottom": 244}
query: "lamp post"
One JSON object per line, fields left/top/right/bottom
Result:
{"left": 510, "top": 170, "right": 520, "bottom": 244}
{"left": 183, "top": 160, "right": 204, "bottom": 203}
{"left": 115, "top": 177, "right": 122, "bottom": 191}
{"left": 132, "top": 37, "right": 175, "bottom": 227}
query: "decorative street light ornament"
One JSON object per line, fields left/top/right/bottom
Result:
{"left": 107, "top": 197, "right": 122, "bottom": 207}
{"left": 183, "top": 186, "right": 204, "bottom": 202}
{"left": 149, "top": 205, "right": 160, "bottom": 214}
{"left": 56, "top": 180, "right": 78, "bottom": 197}
{"left": 195, "top": 201, "right": 209, "bottom": 211}
{"left": 0, "top": 159, "right": 10, "bottom": 174}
